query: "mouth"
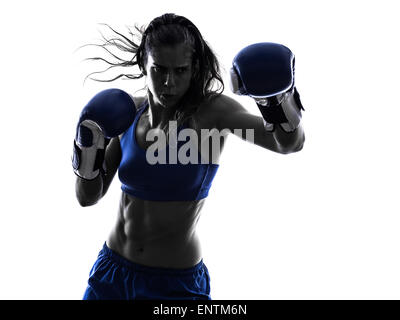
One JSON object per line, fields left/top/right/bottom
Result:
{"left": 160, "top": 93, "right": 177, "bottom": 101}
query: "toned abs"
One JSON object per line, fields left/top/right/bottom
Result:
{"left": 107, "top": 193, "right": 205, "bottom": 268}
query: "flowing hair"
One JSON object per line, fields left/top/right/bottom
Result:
{"left": 83, "top": 13, "right": 224, "bottom": 131}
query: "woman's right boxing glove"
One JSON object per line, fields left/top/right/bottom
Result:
{"left": 72, "top": 88, "right": 136, "bottom": 180}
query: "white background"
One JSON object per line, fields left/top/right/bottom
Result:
{"left": 0, "top": 0, "right": 399, "bottom": 299}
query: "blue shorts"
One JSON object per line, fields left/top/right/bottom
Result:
{"left": 83, "top": 243, "right": 211, "bottom": 300}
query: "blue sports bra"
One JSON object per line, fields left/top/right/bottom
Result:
{"left": 118, "top": 102, "right": 219, "bottom": 201}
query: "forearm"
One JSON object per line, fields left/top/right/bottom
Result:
{"left": 75, "top": 174, "right": 104, "bottom": 207}
{"left": 272, "top": 123, "right": 305, "bottom": 154}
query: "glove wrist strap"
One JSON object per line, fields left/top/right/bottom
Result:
{"left": 72, "top": 139, "right": 108, "bottom": 180}
{"left": 256, "top": 88, "right": 304, "bottom": 133}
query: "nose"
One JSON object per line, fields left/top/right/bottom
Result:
{"left": 164, "top": 71, "right": 176, "bottom": 87}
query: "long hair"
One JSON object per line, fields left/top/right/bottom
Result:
{"left": 84, "top": 13, "right": 224, "bottom": 130}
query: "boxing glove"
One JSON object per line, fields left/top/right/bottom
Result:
{"left": 72, "top": 88, "right": 136, "bottom": 180}
{"left": 230, "top": 42, "right": 304, "bottom": 132}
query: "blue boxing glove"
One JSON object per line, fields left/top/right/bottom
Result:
{"left": 72, "top": 89, "right": 136, "bottom": 180}
{"left": 229, "top": 42, "right": 304, "bottom": 132}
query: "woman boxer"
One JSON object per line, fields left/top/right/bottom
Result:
{"left": 73, "top": 13, "right": 305, "bottom": 300}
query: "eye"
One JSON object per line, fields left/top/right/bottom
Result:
{"left": 152, "top": 66, "right": 166, "bottom": 73}
{"left": 177, "top": 67, "right": 188, "bottom": 74}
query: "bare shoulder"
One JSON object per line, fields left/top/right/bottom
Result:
{"left": 127, "top": 93, "right": 147, "bottom": 111}
{"left": 196, "top": 94, "right": 248, "bottom": 130}
{"left": 205, "top": 93, "right": 244, "bottom": 111}
{"left": 117, "top": 93, "right": 146, "bottom": 140}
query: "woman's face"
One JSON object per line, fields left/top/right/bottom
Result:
{"left": 144, "top": 43, "right": 194, "bottom": 108}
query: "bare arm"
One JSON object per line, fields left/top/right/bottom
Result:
{"left": 213, "top": 94, "right": 305, "bottom": 154}
{"left": 74, "top": 94, "right": 144, "bottom": 207}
